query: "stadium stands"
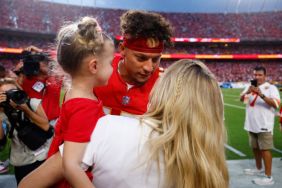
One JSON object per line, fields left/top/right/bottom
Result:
{"left": 0, "top": 0, "right": 281, "bottom": 83}
{"left": 161, "top": 60, "right": 282, "bottom": 82}
{"left": 1, "top": 0, "right": 282, "bottom": 40}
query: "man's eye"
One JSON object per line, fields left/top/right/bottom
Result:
{"left": 137, "top": 57, "right": 147, "bottom": 61}
{"left": 152, "top": 57, "right": 160, "bottom": 63}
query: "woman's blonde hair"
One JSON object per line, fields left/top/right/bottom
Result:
{"left": 142, "top": 59, "right": 229, "bottom": 188}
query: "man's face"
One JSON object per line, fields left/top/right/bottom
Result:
{"left": 253, "top": 70, "right": 266, "bottom": 85}
{"left": 39, "top": 61, "right": 49, "bottom": 76}
{"left": 120, "top": 47, "right": 161, "bottom": 85}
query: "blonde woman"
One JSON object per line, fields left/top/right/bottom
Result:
{"left": 82, "top": 59, "right": 229, "bottom": 188}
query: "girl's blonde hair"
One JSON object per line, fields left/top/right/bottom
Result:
{"left": 56, "top": 16, "right": 112, "bottom": 75}
{"left": 142, "top": 59, "right": 229, "bottom": 188}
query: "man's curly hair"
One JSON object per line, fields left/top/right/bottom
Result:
{"left": 120, "top": 10, "right": 173, "bottom": 46}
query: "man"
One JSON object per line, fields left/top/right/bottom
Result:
{"left": 20, "top": 46, "right": 49, "bottom": 99}
{"left": 240, "top": 66, "right": 280, "bottom": 186}
{"left": 94, "top": 10, "right": 173, "bottom": 116}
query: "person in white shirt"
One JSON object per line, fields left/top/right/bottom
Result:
{"left": 240, "top": 66, "right": 280, "bottom": 186}
{"left": 82, "top": 59, "right": 229, "bottom": 188}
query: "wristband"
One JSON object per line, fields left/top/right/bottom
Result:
{"left": 261, "top": 94, "right": 265, "bottom": 99}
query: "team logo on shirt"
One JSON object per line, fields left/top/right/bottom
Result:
{"left": 122, "top": 96, "right": 130, "bottom": 105}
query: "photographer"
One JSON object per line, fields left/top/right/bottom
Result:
{"left": 18, "top": 46, "right": 62, "bottom": 125}
{"left": 240, "top": 66, "right": 280, "bottom": 186}
{"left": 20, "top": 46, "right": 50, "bottom": 99}
{"left": 0, "top": 78, "right": 53, "bottom": 184}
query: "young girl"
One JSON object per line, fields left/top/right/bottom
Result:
{"left": 19, "top": 17, "right": 114, "bottom": 188}
{"left": 82, "top": 59, "right": 229, "bottom": 188}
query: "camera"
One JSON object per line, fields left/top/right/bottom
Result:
{"left": 1, "top": 89, "right": 28, "bottom": 106}
{"left": 20, "top": 50, "right": 50, "bottom": 76}
{"left": 250, "top": 79, "right": 258, "bottom": 87}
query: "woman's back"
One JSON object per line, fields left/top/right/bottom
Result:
{"left": 83, "top": 115, "right": 165, "bottom": 188}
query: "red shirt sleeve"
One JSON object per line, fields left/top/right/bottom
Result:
{"left": 63, "top": 99, "right": 104, "bottom": 142}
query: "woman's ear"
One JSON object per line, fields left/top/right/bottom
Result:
{"left": 88, "top": 58, "right": 98, "bottom": 74}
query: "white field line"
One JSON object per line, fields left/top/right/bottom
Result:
{"left": 224, "top": 103, "right": 246, "bottom": 157}
{"left": 224, "top": 94, "right": 240, "bottom": 98}
{"left": 224, "top": 103, "right": 245, "bottom": 110}
{"left": 225, "top": 144, "right": 247, "bottom": 157}
{"left": 273, "top": 147, "right": 282, "bottom": 154}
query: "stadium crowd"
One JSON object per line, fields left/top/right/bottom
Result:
{"left": 161, "top": 60, "right": 282, "bottom": 82}
{"left": 1, "top": 0, "right": 282, "bottom": 40}
{"left": 0, "top": 0, "right": 281, "bottom": 83}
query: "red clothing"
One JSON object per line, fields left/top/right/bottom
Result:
{"left": 22, "top": 76, "right": 46, "bottom": 99}
{"left": 47, "top": 98, "right": 104, "bottom": 188}
{"left": 94, "top": 55, "right": 159, "bottom": 115}
{"left": 42, "top": 77, "right": 62, "bottom": 120}
{"left": 48, "top": 98, "right": 104, "bottom": 157}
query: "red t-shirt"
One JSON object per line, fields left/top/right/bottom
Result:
{"left": 48, "top": 98, "right": 104, "bottom": 157}
{"left": 94, "top": 55, "right": 159, "bottom": 115}
{"left": 41, "top": 77, "right": 62, "bottom": 121}
{"left": 22, "top": 76, "right": 46, "bottom": 99}
{"left": 47, "top": 98, "right": 104, "bottom": 188}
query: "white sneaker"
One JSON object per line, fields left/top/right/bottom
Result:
{"left": 252, "top": 176, "right": 274, "bottom": 186}
{"left": 244, "top": 168, "right": 264, "bottom": 175}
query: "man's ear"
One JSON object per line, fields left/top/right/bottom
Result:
{"left": 88, "top": 58, "right": 98, "bottom": 74}
{"left": 119, "top": 43, "right": 125, "bottom": 58}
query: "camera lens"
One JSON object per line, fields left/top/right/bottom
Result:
{"left": 6, "top": 89, "right": 28, "bottom": 105}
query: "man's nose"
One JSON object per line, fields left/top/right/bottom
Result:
{"left": 143, "top": 60, "right": 154, "bottom": 73}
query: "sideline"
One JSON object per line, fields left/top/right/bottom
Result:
{"left": 225, "top": 144, "right": 246, "bottom": 157}
{"left": 273, "top": 147, "right": 282, "bottom": 154}
{"left": 224, "top": 94, "right": 240, "bottom": 98}
{"left": 224, "top": 103, "right": 245, "bottom": 110}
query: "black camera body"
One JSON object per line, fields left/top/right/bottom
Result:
{"left": 0, "top": 89, "right": 28, "bottom": 126}
{"left": 1, "top": 89, "right": 29, "bottom": 110}
{"left": 6, "top": 89, "right": 29, "bottom": 105}
{"left": 250, "top": 79, "right": 258, "bottom": 87}
{"left": 20, "top": 51, "right": 50, "bottom": 76}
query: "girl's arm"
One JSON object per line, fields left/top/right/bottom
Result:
{"left": 18, "top": 152, "right": 64, "bottom": 188}
{"left": 63, "top": 141, "right": 95, "bottom": 188}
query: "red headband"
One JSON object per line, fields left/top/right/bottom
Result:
{"left": 123, "top": 37, "right": 164, "bottom": 53}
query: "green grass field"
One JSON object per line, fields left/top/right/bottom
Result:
{"left": 1, "top": 88, "right": 282, "bottom": 174}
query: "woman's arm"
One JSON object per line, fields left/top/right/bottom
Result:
{"left": 63, "top": 141, "right": 95, "bottom": 188}
{"left": 18, "top": 152, "right": 64, "bottom": 188}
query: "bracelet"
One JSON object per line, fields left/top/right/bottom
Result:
{"left": 260, "top": 94, "right": 265, "bottom": 99}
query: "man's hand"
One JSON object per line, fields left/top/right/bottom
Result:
{"left": 0, "top": 92, "right": 7, "bottom": 104}
{"left": 25, "top": 46, "right": 43, "bottom": 53}
{"left": 246, "top": 85, "right": 256, "bottom": 94}
{"left": 9, "top": 100, "right": 29, "bottom": 111}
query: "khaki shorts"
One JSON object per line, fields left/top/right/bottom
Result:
{"left": 248, "top": 132, "right": 273, "bottom": 150}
